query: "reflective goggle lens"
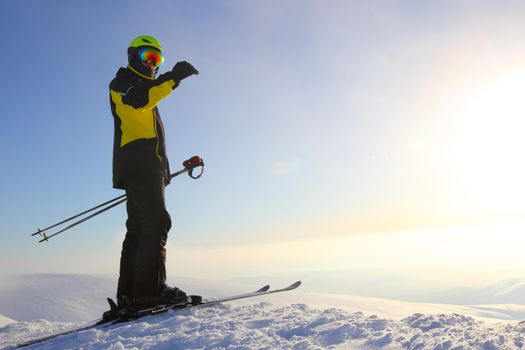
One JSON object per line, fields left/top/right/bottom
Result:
{"left": 138, "top": 47, "right": 164, "bottom": 67}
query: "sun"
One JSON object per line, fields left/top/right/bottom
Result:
{"left": 452, "top": 71, "right": 525, "bottom": 217}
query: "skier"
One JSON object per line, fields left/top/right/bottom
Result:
{"left": 109, "top": 35, "right": 198, "bottom": 310}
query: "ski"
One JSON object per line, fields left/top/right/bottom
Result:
{"left": 116, "top": 281, "right": 301, "bottom": 323}
{"left": 116, "top": 283, "right": 272, "bottom": 322}
{"left": 187, "top": 280, "right": 301, "bottom": 309}
{"left": 11, "top": 281, "right": 300, "bottom": 349}
{"left": 10, "top": 318, "right": 109, "bottom": 349}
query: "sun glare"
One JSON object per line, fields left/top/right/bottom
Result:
{"left": 452, "top": 71, "right": 525, "bottom": 217}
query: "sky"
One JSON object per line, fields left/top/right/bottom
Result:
{"left": 1, "top": 1, "right": 525, "bottom": 292}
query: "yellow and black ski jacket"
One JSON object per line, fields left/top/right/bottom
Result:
{"left": 109, "top": 66, "right": 179, "bottom": 189}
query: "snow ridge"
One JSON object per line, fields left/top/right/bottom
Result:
{"left": 0, "top": 315, "right": 15, "bottom": 327}
{"left": 3, "top": 302, "right": 525, "bottom": 350}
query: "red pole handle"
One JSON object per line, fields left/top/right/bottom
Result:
{"left": 183, "top": 156, "right": 204, "bottom": 179}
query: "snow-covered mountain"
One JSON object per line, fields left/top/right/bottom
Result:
{"left": 442, "top": 278, "right": 525, "bottom": 305}
{"left": 0, "top": 315, "right": 14, "bottom": 327}
{"left": 233, "top": 272, "right": 525, "bottom": 305}
{"left": 2, "top": 274, "right": 525, "bottom": 349}
{"left": 0, "top": 274, "right": 116, "bottom": 322}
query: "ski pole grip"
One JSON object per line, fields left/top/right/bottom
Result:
{"left": 183, "top": 156, "right": 204, "bottom": 179}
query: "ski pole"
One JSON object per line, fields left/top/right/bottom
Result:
{"left": 31, "top": 194, "right": 126, "bottom": 238}
{"left": 37, "top": 197, "right": 128, "bottom": 243}
{"left": 33, "top": 155, "right": 204, "bottom": 243}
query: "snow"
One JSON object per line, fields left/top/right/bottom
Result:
{"left": 0, "top": 274, "right": 116, "bottom": 322}
{"left": 2, "top": 275, "right": 525, "bottom": 349}
{"left": 0, "top": 315, "right": 15, "bottom": 327}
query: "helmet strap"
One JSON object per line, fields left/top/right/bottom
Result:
{"left": 127, "top": 47, "right": 156, "bottom": 79}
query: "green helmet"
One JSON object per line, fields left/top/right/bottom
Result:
{"left": 129, "top": 35, "right": 163, "bottom": 52}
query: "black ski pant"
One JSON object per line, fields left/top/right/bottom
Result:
{"left": 117, "top": 174, "right": 171, "bottom": 302}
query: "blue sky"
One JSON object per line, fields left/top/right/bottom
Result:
{"left": 2, "top": 1, "right": 525, "bottom": 286}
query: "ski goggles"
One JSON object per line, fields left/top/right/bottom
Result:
{"left": 138, "top": 47, "right": 164, "bottom": 67}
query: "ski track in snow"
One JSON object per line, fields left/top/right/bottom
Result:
{"left": 3, "top": 302, "right": 525, "bottom": 350}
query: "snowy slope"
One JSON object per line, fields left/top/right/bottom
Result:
{"left": 2, "top": 275, "right": 525, "bottom": 349}
{"left": 0, "top": 315, "right": 15, "bottom": 327}
{"left": 3, "top": 300, "right": 525, "bottom": 349}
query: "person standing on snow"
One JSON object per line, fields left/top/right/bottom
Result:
{"left": 109, "top": 35, "right": 198, "bottom": 309}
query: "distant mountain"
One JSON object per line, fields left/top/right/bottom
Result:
{"left": 0, "top": 274, "right": 116, "bottom": 322}
{"left": 0, "top": 314, "right": 15, "bottom": 326}
{"left": 440, "top": 277, "right": 525, "bottom": 305}
{"left": 230, "top": 271, "right": 525, "bottom": 305}
{"left": 492, "top": 278, "right": 525, "bottom": 302}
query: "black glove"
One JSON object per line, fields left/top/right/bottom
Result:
{"left": 171, "top": 61, "right": 199, "bottom": 81}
